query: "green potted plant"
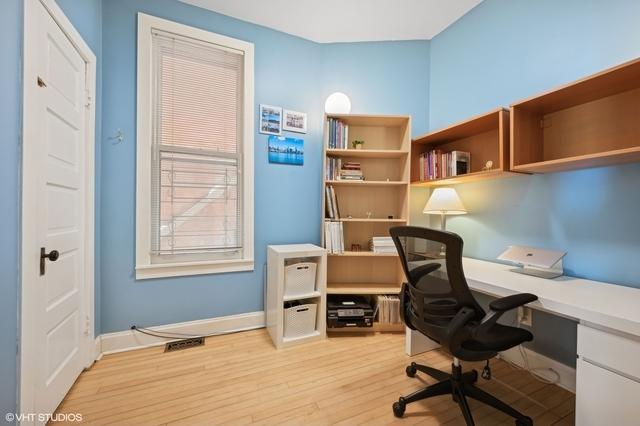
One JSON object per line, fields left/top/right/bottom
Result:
{"left": 352, "top": 140, "right": 365, "bottom": 150}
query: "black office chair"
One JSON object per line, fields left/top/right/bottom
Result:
{"left": 389, "top": 226, "right": 537, "bottom": 426}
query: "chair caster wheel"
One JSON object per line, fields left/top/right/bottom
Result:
{"left": 406, "top": 363, "right": 417, "bottom": 378}
{"left": 515, "top": 416, "right": 533, "bottom": 426}
{"left": 392, "top": 400, "right": 406, "bottom": 418}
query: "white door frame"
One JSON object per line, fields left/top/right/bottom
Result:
{"left": 20, "top": 0, "right": 96, "bottom": 417}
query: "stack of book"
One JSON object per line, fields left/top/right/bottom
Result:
{"left": 418, "top": 150, "right": 470, "bottom": 181}
{"left": 326, "top": 118, "right": 349, "bottom": 149}
{"left": 339, "top": 162, "right": 363, "bottom": 181}
{"left": 324, "top": 221, "right": 344, "bottom": 254}
{"left": 325, "top": 185, "right": 340, "bottom": 219}
{"left": 376, "top": 295, "right": 401, "bottom": 324}
{"left": 369, "top": 236, "right": 397, "bottom": 254}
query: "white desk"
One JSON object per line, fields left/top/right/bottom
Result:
{"left": 406, "top": 257, "right": 640, "bottom": 426}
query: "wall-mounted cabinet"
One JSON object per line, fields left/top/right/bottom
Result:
{"left": 511, "top": 57, "right": 640, "bottom": 173}
{"left": 411, "top": 108, "right": 512, "bottom": 187}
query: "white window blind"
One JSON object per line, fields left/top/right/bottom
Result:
{"left": 150, "top": 30, "right": 244, "bottom": 258}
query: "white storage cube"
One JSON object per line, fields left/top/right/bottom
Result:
{"left": 284, "top": 262, "right": 317, "bottom": 297}
{"left": 283, "top": 303, "right": 317, "bottom": 339}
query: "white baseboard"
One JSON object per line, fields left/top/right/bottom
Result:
{"left": 99, "top": 311, "right": 265, "bottom": 355}
{"left": 499, "top": 346, "right": 576, "bottom": 393}
{"left": 94, "top": 336, "right": 103, "bottom": 361}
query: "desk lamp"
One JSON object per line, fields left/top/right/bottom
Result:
{"left": 423, "top": 187, "right": 467, "bottom": 231}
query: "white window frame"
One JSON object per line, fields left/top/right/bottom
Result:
{"left": 135, "top": 13, "right": 254, "bottom": 280}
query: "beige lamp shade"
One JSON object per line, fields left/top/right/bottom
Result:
{"left": 423, "top": 188, "right": 467, "bottom": 215}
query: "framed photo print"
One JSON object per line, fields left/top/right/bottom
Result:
{"left": 268, "top": 135, "right": 304, "bottom": 166}
{"left": 283, "top": 109, "right": 307, "bottom": 134}
{"left": 259, "top": 104, "right": 282, "bottom": 135}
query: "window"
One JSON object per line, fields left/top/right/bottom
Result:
{"left": 136, "top": 14, "right": 254, "bottom": 279}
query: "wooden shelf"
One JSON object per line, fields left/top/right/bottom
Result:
{"left": 336, "top": 218, "right": 407, "bottom": 223}
{"left": 327, "top": 282, "right": 401, "bottom": 295}
{"left": 411, "top": 169, "right": 516, "bottom": 187}
{"left": 322, "top": 114, "right": 410, "bottom": 340}
{"left": 411, "top": 108, "right": 512, "bottom": 186}
{"left": 328, "top": 251, "right": 398, "bottom": 257}
{"left": 511, "top": 57, "right": 640, "bottom": 173}
{"left": 326, "top": 148, "right": 409, "bottom": 159}
{"left": 326, "top": 180, "right": 408, "bottom": 187}
{"left": 327, "top": 323, "right": 404, "bottom": 333}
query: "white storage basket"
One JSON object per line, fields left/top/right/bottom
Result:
{"left": 283, "top": 303, "right": 317, "bottom": 339}
{"left": 284, "top": 262, "right": 317, "bottom": 297}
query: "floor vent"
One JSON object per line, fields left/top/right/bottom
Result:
{"left": 164, "top": 337, "right": 205, "bottom": 352}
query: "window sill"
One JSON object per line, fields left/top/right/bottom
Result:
{"left": 135, "top": 258, "right": 254, "bottom": 280}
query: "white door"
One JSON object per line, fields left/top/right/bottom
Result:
{"left": 22, "top": 0, "right": 93, "bottom": 418}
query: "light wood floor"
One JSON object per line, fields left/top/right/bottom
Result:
{"left": 55, "top": 329, "right": 575, "bottom": 425}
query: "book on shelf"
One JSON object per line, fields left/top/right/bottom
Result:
{"left": 418, "top": 150, "right": 470, "bottom": 181}
{"left": 325, "top": 185, "right": 340, "bottom": 219}
{"left": 324, "top": 220, "right": 344, "bottom": 254}
{"left": 326, "top": 118, "right": 349, "bottom": 149}
{"left": 326, "top": 159, "right": 364, "bottom": 181}
{"left": 369, "top": 236, "right": 397, "bottom": 254}
{"left": 376, "top": 295, "right": 401, "bottom": 324}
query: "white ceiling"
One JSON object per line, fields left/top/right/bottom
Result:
{"left": 179, "top": 0, "right": 482, "bottom": 43}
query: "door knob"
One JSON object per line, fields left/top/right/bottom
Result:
{"left": 40, "top": 247, "right": 59, "bottom": 275}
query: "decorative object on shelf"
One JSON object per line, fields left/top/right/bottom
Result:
{"left": 268, "top": 135, "right": 304, "bottom": 165}
{"left": 351, "top": 244, "right": 362, "bottom": 252}
{"left": 388, "top": 215, "right": 394, "bottom": 219}
{"left": 366, "top": 211, "right": 372, "bottom": 219}
{"left": 352, "top": 139, "right": 365, "bottom": 150}
{"left": 482, "top": 160, "right": 494, "bottom": 171}
{"left": 423, "top": 188, "right": 467, "bottom": 231}
{"left": 259, "top": 104, "right": 282, "bottom": 135}
{"left": 324, "top": 92, "right": 351, "bottom": 114}
{"left": 283, "top": 109, "right": 307, "bottom": 134}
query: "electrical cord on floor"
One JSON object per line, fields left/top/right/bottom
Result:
{"left": 511, "top": 316, "right": 561, "bottom": 385}
{"left": 130, "top": 325, "right": 248, "bottom": 340}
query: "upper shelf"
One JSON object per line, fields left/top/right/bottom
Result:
{"left": 511, "top": 57, "right": 640, "bottom": 173}
{"left": 326, "top": 148, "right": 408, "bottom": 159}
{"left": 411, "top": 108, "right": 512, "bottom": 186}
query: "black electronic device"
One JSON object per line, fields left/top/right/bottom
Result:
{"left": 327, "top": 295, "right": 374, "bottom": 328}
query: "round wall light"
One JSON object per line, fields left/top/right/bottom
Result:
{"left": 324, "top": 92, "right": 352, "bottom": 114}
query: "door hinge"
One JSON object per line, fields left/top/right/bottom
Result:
{"left": 85, "top": 315, "right": 91, "bottom": 335}
{"left": 85, "top": 89, "right": 92, "bottom": 108}
{"left": 37, "top": 76, "right": 47, "bottom": 87}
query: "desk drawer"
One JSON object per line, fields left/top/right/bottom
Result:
{"left": 576, "top": 358, "right": 640, "bottom": 426}
{"left": 577, "top": 324, "right": 640, "bottom": 380}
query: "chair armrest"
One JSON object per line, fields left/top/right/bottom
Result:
{"left": 489, "top": 293, "right": 538, "bottom": 312}
{"left": 474, "top": 293, "right": 538, "bottom": 338}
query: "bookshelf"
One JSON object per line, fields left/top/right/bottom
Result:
{"left": 511, "top": 57, "right": 640, "bottom": 173}
{"left": 411, "top": 108, "right": 513, "bottom": 187}
{"left": 322, "top": 114, "right": 410, "bottom": 333}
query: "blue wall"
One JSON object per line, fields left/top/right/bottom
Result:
{"left": 425, "top": 0, "right": 640, "bottom": 367}
{"left": 98, "top": 0, "right": 431, "bottom": 333}
{"left": 322, "top": 41, "right": 430, "bottom": 136}
{"left": 0, "top": 0, "right": 22, "bottom": 418}
{"left": 429, "top": 0, "right": 640, "bottom": 289}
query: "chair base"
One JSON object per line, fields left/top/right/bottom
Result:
{"left": 392, "top": 361, "right": 533, "bottom": 426}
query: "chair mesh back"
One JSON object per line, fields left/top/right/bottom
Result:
{"left": 390, "top": 226, "right": 485, "bottom": 341}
